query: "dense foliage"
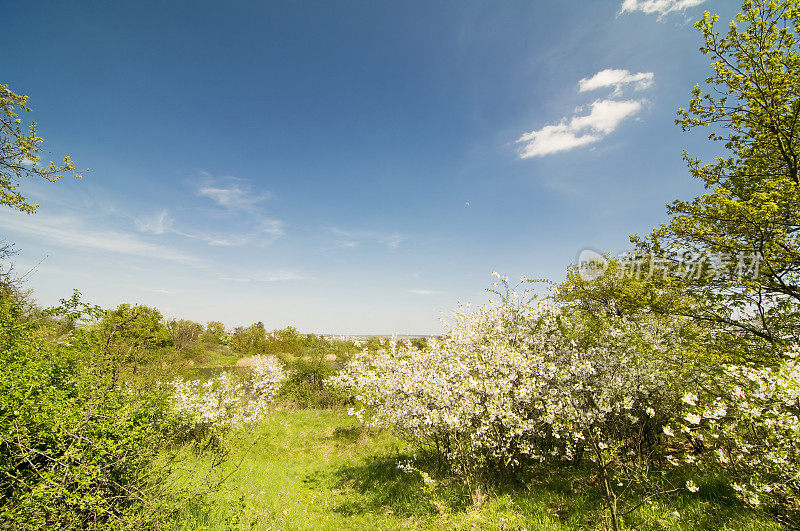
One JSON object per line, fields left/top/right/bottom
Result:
{"left": 0, "top": 288, "right": 193, "bottom": 529}
{"left": 635, "top": 0, "right": 800, "bottom": 354}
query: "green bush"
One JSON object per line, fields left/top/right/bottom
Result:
{"left": 98, "top": 303, "right": 172, "bottom": 374}
{"left": 167, "top": 318, "right": 204, "bottom": 351}
{"left": 278, "top": 358, "right": 348, "bottom": 408}
{"left": 0, "top": 290, "right": 213, "bottom": 529}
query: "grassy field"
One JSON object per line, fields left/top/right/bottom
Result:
{"left": 170, "top": 409, "right": 780, "bottom": 530}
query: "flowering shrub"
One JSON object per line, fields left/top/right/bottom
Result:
{"left": 171, "top": 355, "right": 287, "bottom": 427}
{"left": 249, "top": 355, "right": 289, "bottom": 400}
{"left": 669, "top": 348, "right": 800, "bottom": 526}
{"left": 331, "top": 277, "right": 690, "bottom": 486}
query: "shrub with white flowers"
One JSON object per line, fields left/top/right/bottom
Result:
{"left": 668, "top": 348, "right": 800, "bottom": 526}
{"left": 330, "top": 275, "right": 702, "bottom": 530}
{"left": 171, "top": 355, "right": 287, "bottom": 427}
{"left": 332, "top": 277, "right": 690, "bottom": 485}
{"left": 249, "top": 354, "right": 289, "bottom": 400}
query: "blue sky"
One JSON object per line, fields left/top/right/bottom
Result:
{"left": 1, "top": 0, "right": 739, "bottom": 334}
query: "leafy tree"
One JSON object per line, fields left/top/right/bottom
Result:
{"left": 0, "top": 84, "right": 221, "bottom": 527}
{"left": 167, "top": 318, "right": 204, "bottom": 350}
{"left": 264, "top": 326, "right": 304, "bottom": 357}
{"left": 635, "top": 0, "right": 800, "bottom": 357}
{"left": 202, "top": 320, "right": 227, "bottom": 344}
{"left": 278, "top": 357, "right": 345, "bottom": 408}
{"left": 230, "top": 322, "right": 267, "bottom": 355}
{"left": 552, "top": 258, "right": 717, "bottom": 370}
{"left": 555, "top": 257, "right": 689, "bottom": 319}
{"left": 98, "top": 303, "right": 171, "bottom": 374}
{"left": 625, "top": 3, "right": 800, "bottom": 524}
{"left": 1, "top": 83, "right": 83, "bottom": 213}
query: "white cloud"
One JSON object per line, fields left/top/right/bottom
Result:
{"left": 570, "top": 100, "right": 644, "bottom": 134}
{"left": 327, "top": 228, "right": 408, "bottom": 250}
{"left": 332, "top": 241, "right": 359, "bottom": 250}
{"left": 579, "top": 69, "right": 654, "bottom": 95}
{"left": 257, "top": 271, "right": 303, "bottom": 282}
{"left": 184, "top": 219, "right": 285, "bottom": 246}
{"left": 409, "top": 289, "right": 441, "bottom": 296}
{"left": 619, "top": 0, "right": 705, "bottom": 17}
{"left": 517, "top": 99, "right": 644, "bottom": 158}
{"left": 0, "top": 212, "right": 195, "bottom": 263}
{"left": 383, "top": 233, "right": 407, "bottom": 249}
{"left": 517, "top": 69, "right": 655, "bottom": 159}
{"left": 198, "top": 175, "right": 271, "bottom": 210}
{"left": 135, "top": 210, "right": 174, "bottom": 235}
{"left": 134, "top": 208, "right": 283, "bottom": 246}
{"left": 220, "top": 271, "right": 303, "bottom": 282}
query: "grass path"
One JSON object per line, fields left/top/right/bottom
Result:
{"left": 174, "top": 409, "right": 780, "bottom": 530}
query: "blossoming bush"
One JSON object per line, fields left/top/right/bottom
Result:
{"left": 171, "top": 355, "right": 287, "bottom": 428}
{"left": 249, "top": 355, "right": 290, "bottom": 401}
{"left": 331, "top": 277, "right": 692, "bottom": 500}
{"left": 669, "top": 348, "right": 800, "bottom": 526}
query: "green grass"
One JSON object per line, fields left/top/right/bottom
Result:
{"left": 188, "top": 344, "right": 241, "bottom": 368}
{"left": 171, "top": 409, "right": 782, "bottom": 530}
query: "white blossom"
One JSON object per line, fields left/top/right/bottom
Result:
{"left": 684, "top": 412, "right": 702, "bottom": 425}
{"left": 666, "top": 346, "right": 800, "bottom": 516}
{"left": 171, "top": 355, "right": 287, "bottom": 427}
{"left": 330, "top": 283, "right": 687, "bottom": 477}
{"left": 682, "top": 392, "right": 698, "bottom": 406}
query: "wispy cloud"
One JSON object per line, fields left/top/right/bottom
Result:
{"left": 136, "top": 172, "right": 285, "bottom": 247}
{"left": 136, "top": 208, "right": 284, "bottom": 247}
{"left": 197, "top": 174, "right": 271, "bottom": 211}
{"left": 220, "top": 270, "right": 303, "bottom": 282}
{"left": 619, "top": 0, "right": 705, "bottom": 17}
{"left": 0, "top": 212, "right": 195, "bottom": 263}
{"left": 517, "top": 99, "right": 644, "bottom": 158}
{"left": 383, "top": 234, "right": 407, "bottom": 249}
{"left": 326, "top": 227, "right": 408, "bottom": 250}
{"left": 180, "top": 219, "right": 285, "bottom": 246}
{"left": 579, "top": 69, "right": 654, "bottom": 96}
{"left": 409, "top": 289, "right": 441, "bottom": 296}
{"left": 333, "top": 241, "right": 359, "bottom": 250}
{"left": 135, "top": 210, "right": 174, "bottom": 235}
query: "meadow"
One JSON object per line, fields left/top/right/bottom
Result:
{"left": 172, "top": 408, "right": 779, "bottom": 531}
{"left": 3, "top": 284, "right": 791, "bottom": 530}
